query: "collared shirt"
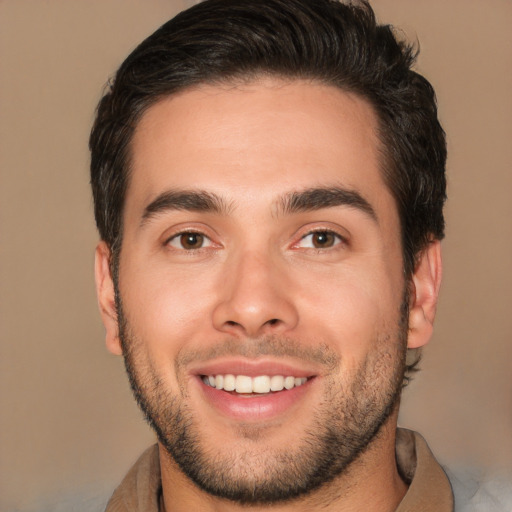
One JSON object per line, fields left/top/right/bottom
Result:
{"left": 104, "top": 428, "right": 454, "bottom": 511}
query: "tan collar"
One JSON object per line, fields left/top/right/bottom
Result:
{"left": 395, "top": 428, "right": 454, "bottom": 511}
{"left": 104, "top": 444, "right": 161, "bottom": 512}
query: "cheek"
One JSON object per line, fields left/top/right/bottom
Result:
{"left": 118, "top": 262, "right": 221, "bottom": 355}
{"left": 118, "top": 248, "right": 404, "bottom": 374}
{"left": 295, "top": 266, "right": 402, "bottom": 364}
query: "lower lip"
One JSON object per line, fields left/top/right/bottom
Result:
{"left": 198, "top": 378, "right": 314, "bottom": 421}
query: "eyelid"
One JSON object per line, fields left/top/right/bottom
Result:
{"left": 292, "top": 226, "right": 349, "bottom": 249}
{"left": 167, "top": 232, "right": 212, "bottom": 249}
{"left": 163, "top": 225, "right": 220, "bottom": 251}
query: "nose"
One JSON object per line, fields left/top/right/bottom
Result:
{"left": 212, "top": 250, "right": 299, "bottom": 337}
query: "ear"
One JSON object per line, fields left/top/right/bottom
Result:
{"left": 407, "top": 240, "right": 443, "bottom": 349}
{"left": 95, "top": 241, "right": 122, "bottom": 355}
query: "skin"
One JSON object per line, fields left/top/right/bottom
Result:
{"left": 96, "top": 78, "right": 442, "bottom": 512}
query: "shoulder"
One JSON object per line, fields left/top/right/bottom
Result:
{"left": 445, "top": 467, "right": 512, "bottom": 512}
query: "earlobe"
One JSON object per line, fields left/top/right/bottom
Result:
{"left": 407, "top": 240, "right": 442, "bottom": 349}
{"left": 95, "top": 241, "right": 123, "bottom": 355}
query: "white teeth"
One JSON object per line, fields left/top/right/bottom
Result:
{"left": 284, "top": 376, "right": 295, "bottom": 389}
{"left": 270, "top": 375, "right": 284, "bottom": 391}
{"left": 202, "top": 374, "right": 309, "bottom": 393}
{"left": 252, "top": 375, "right": 271, "bottom": 394}
{"left": 223, "top": 374, "right": 236, "bottom": 391}
{"left": 215, "top": 375, "right": 224, "bottom": 390}
{"left": 235, "top": 375, "right": 253, "bottom": 393}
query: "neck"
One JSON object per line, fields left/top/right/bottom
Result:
{"left": 159, "top": 414, "right": 407, "bottom": 512}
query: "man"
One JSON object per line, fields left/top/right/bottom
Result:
{"left": 90, "top": 0, "right": 451, "bottom": 510}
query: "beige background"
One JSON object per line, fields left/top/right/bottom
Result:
{"left": 1, "top": 0, "right": 511, "bottom": 510}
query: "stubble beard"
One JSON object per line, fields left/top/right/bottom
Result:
{"left": 116, "top": 294, "right": 408, "bottom": 505}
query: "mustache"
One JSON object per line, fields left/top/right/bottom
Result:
{"left": 176, "top": 335, "right": 340, "bottom": 371}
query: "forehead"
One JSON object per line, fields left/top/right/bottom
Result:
{"left": 127, "top": 78, "right": 395, "bottom": 223}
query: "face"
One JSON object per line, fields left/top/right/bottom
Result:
{"left": 96, "top": 79, "right": 437, "bottom": 504}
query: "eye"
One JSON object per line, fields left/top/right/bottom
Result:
{"left": 298, "top": 230, "right": 342, "bottom": 249}
{"left": 167, "top": 232, "right": 212, "bottom": 250}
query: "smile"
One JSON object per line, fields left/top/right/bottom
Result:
{"left": 201, "top": 374, "right": 309, "bottom": 394}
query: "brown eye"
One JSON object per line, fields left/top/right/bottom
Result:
{"left": 312, "top": 231, "right": 336, "bottom": 248}
{"left": 168, "top": 232, "right": 211, "bottom": 250}
{"left": 180, "top": 233, "right": 204, "bottom": 249}
{"left": 298, "top": 230, "right": 341, "bottom": 249}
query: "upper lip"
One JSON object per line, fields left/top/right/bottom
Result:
{"left": 189, "top": 357, "right": 319, "bottom": 378}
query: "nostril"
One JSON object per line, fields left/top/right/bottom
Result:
{"left": 267, "top": 319, "right": 279, "bottom": 326}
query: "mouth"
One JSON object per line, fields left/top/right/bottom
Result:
{"left": 192, "top": 360, "right": 317, "bottom": 421}
{"left": 201, "top": 373, "right": 309, "bottom": 395}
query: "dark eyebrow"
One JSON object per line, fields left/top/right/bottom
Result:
{"left": 277, "top": 187, "right": 377, "bottom": 222}
{"left": 140, "top": 189, "right": 231, "bottom": 226}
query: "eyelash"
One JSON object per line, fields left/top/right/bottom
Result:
{"left": 165, "top": 230, "right": 213, "bottom": 251}
{"left": 295, "top": 229, "right": 346, "bottom": 250}
{"left": 165, "top": 227, "right": 346, "bottom": 253}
